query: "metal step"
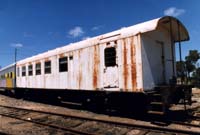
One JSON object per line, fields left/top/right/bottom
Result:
{"left": 150, "top": 102, "right": 163, "bottom": 105}
{"left": 152, "top": 93, "right": 161, "bottom": 96}
{"left": 148, "top": 92, "right": 165, "bottom": 114}
{"left": 147, "top": 111, "right": 164, "bottom": 115}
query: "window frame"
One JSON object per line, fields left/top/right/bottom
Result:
{"left": 44, "top": 61, "right": 51, "bottom": 74}
{"left": 10, "top": 72, "right": 13, "bottom": 78}
{"left": 59, "top": 57, "right": 68, "bottom": 72}
{"left": 36, "top": 63, "right": 41, "bottom": 75}
{"left": 28, "top": 65, "right": 33, "bottom": 76}
{"left": 22, "top": 66, "right": 26, "bottom": 76}
{"left": 17, "top": 67, "right": 20, "bottom": 77}
{"left": 104, "top": 47, "right": 117, "bottom": 67}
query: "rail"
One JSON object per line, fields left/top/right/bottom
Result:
{"left": 0, "top": 104, "right": 200, "bottom": 135}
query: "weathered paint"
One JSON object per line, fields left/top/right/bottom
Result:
{"left": 59, "top": 53, "right": 65, "bottom": 58}
{"left": 93, "top": 45, "right": 99, "bottom": 89}
{"left": 9, "top": 16, "right": 189, "bottom": 92}
{"left": 123, "top": 39, "right": 128, "bottom": 91}
{"left": 130, "top": 37, "right": 137, "bottom": 91}
{"left": 6, "top": 78, "right": 12, "bottom": 88}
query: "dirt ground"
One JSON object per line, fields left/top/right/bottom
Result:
{"left": 0, "top": 88, "right": 199, "bottom": 135}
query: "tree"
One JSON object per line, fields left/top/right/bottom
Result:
{"left": 185, "top": 50, "right": 200, "bottom": 78}
{"left": 176, "top": 61, "right": 186, "bottom": 77}
{"left": 185, "top": 50, "right": 200, "bottom": 65}
{"left": 192, "top": 67, "right": 200, "bottom": 87}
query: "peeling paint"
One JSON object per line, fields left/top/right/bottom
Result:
{"left": 93, "top": 45, "right": 99, "bottom": 89}
{"left": 6, "top": 16, "right": 190, "bottom": 92}
{"left": 123, "top": 39, "right": 128, "bottom": 91}
{"left": 130, "top": 37, "right": 137, "bottom": 91}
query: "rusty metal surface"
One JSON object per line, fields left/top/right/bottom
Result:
{"left": 12, "top": 16, "right": 190, "bottom": 92}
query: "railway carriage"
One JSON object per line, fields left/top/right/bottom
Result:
{"left": 0, "top": 16, "right": 192, "bottom": 114}
{"left": 0, "top": 64, "right": 15, "bottom": 89}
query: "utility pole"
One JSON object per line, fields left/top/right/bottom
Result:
{"left": 177, "top": 21, "right": 183, "bottom": 85}
{"left": 14, "top": 48, "right": 17, "bottom": 88}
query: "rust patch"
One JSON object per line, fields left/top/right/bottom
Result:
{"left": 93, "top": 45, "right": 99, "bottom": 89}
{"left": 78, "top": 50, "right": 82, "bottom": 89}
{"left": 130, "top": 37, "right": 137, "bottom": 92}
{"left": 35, "top": 60, "right": 40, "bottom": 64}
{"left": 123, "top": 39, "right": 128, "bottom": 91}
{"left": 44, "top": 58, "right": 49, "bottom": 62}
{"left": 59, "top": 53, "right": 65, "bottom": 58}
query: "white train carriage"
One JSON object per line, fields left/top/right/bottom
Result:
{"left": 1, "top": 16, "right": 191, "bottom": 114}
{"left": 16, "top": 16, "right": 189, "bottom": 91}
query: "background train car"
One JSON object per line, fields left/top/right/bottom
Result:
{"left": 0, "top": 64, "right": 15, "bottom": 92}
{"left": 1, "top": 16, "right": 192, "bottom": 114}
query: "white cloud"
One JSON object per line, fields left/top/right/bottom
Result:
{"left": 91, "top": 25, "right": 103, "bottom": 31}
{"left": 11, "top": 43, "right": 23, "bottom": 48}
{"left": 68, "top": 26, "right": 84, "bottom": 38}
{"left": 164, "top": 7, "right": 185, "bottom": 17}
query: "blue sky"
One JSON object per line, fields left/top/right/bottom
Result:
{"left": 0, "top": 0, "right": 199, "bottom": 67}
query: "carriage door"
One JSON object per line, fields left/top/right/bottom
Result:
{"left": 103, "top": 42, "right": 119, "bottom": 89}
{"left": 156, "top": 41, "right": 166, "bottom": 84}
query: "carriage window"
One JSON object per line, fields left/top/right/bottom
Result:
{"left": 10, "top": 72, "right": 13, "bottom": 78}
{"left": 45, "top": 61, "right": 51, "bottom": 74}
{"left": 69, "top": 55, "right": 73, "bottom": 60}
{"left": 22, "top": 66, "right": 26, "bottom": 76}
{"left": 0, "top": 75, "right": 4, "bottom": 79}
{"left": 104, "top": 47, "right": 116, "bottom": 67}
{"left": 36, "top": 63, "right": 41, "bottom": 75}
{"left": 17, "top": 67, "right": 20, "bottom": 77}
{"left": 28, "top": 65, "right": 33, "bottom": 76}
{"left": 59, "top": 57, "right": 68, "bottom": 72}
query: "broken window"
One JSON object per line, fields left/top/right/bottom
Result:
{"left": 45, "top": 61, "right": 51, "bottom": 74}
{"left": 28, "top": 65, "right": 33, "bottom": 76}
{"left": 22, "top": 66, "right": 26, "bottom": 76}
{"left": 36, "top": 63, "right": 41, "bottom": 75}
{"left": 59, "top": 57, "right": 68, "bottom": 72}
{"left": 104, "top": 47, "right": 117, "bottom": 67}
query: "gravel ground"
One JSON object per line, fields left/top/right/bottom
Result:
{"left": 0, "top": 88, "right": 199, "bottom": 135}
{"left": 0, "top": 94, "right": 148, "bottom": 135}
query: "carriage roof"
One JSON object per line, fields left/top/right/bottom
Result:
{"left": 16, "top": 16, "right": 189, "bottom": 65}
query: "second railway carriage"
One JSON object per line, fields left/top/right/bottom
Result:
{"left": 0, "top": 16, "right": 192, "bottom": 114}
{"left": 0, "top": 64, "right": 15, "bottom": 89}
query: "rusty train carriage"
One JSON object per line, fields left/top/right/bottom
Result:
{"left": 16, "top": 16, "right": 189, "bottom": 91}
{"left": 0, "top": 16, "right": 191, "bottom": 114}
{"left": 15, "top": 35, "right": 143, "bottom": 91}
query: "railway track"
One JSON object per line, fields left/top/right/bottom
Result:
{"left": 0, "top": 105, "right": 200, "bottom": 135}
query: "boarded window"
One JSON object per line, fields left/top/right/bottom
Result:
{"left": 36, "top": 63, "right": 41, "bottom": 75}
{"left": 59, "top": 57, "right": 68, "bottom": 72}
{"left": 28, "top": 65, "right": 33, "bottom": 76}
{"left": 104, "top": 47, "right": 116, "bottom": 67}
{"left": 22, "top": 66, "right": 26, "bottom": 76}
{"left": 45, "top": 61, "right": 51, "bottom": 74}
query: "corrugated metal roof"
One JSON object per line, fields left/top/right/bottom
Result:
{"left": 16, "top": 16, "right": 189, "bottom": 65}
